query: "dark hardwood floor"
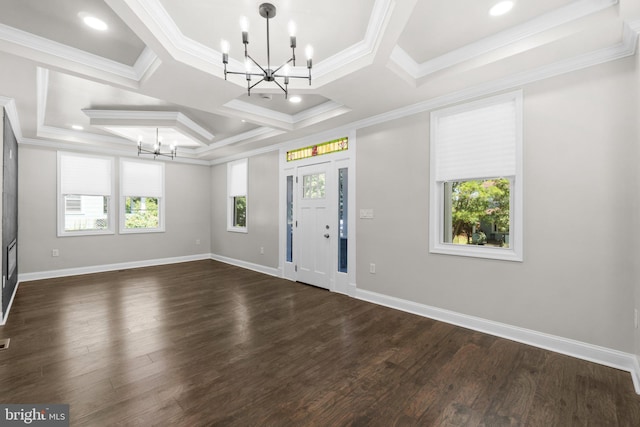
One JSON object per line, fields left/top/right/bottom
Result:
{"left": 1, "top": 260, "right": 639, "bottom": 426}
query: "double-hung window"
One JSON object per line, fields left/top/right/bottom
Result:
{"left": 58, "top": 152, "right": 114, "bottom": 236}
{"left": 429, "top": 91, "right": 523, "bottom": 261}
{"left": 227, "top": 158, "right": 248, "bottom": 232}
{"left": 120, "top": 159, "right": 165, "bottom": 233}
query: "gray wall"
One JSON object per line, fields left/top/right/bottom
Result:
{"left": 18, "top": 146, "right": 211, "bottom": 273}
{"left": 635, "top": 50, "right": 640, "bottom": 364}
{"left": 356, "top": 57, "right": 638, "bottom": 353}
{"left": 211, "top": 150, "right": 279, "bottom": 268}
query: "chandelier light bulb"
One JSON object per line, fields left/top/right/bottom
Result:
{"left": 288, "top": 21, "right": 296, "bottom": 37}
{"left": 305, "top": 45, "right": 313, "bottom": 60}
{"left": 221, "top": 39, "right": 230, "bottom": 54}
{"left": 283, "top": 64, "right": 290, "bottom": 76}
{"left": 240, "top": 16, "right": 249, "bottom": 32}
{"left": 245, "top": 58, "right": 252, "bottom": 73}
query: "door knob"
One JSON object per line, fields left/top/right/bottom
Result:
{"left": 324, "top": 233, "right": 330, "bottom": 238}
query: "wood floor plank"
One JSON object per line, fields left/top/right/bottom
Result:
{"left": 1, "top": 260, "right": 639, "bottom": 426}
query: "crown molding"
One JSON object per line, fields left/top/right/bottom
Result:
{"left": 312, "top": 0, "right": 394, "bottom": 81}
{"left": 38, "top": 124, "right": 133, "bottom": 146}
{"left": 82, "top": 109, "right": 214, "bottom": 142}
{"left": 369, "top": 19, "right": 639, "bottom": 131}
{"left": 133, "top": 46, "right": 162, "bottom": 82}
{"left": 293, "top": 101, "right": 350, "bottom": 123}
{"left": 0, "top": 96, "right": 23, "bottom": 141}
{"left": 0, "top": 23, "right": 158, "bottom": 85}
{"left": 208, "top": 142, "right": 284, "bottom": 166}
{"left": 36, "top": 63, "right": 272, "bottom": 156}
{"left": 222, "top": 100, "right": 294, "bottom": 127}
{"left": 36, "top": 70, "right": 209, "bottom": 150}
{"left": 36, "top": 68, "right": 143, "bottom": 147}
{"left": 391, "top": 0, "right": 619, "bottom": 80}
{"left": 123, "top": 0, "right": 393, "bottom": 87}
{"left": 195, "top": 127, "right": 282, "bottom": 154}
{"left": 19, "top": 137, "right": 210, "bottom": 165}
{"left": 221, "top": 99, "right": 349, "bottom": 131}
{"left": 36, "top": 67, "right": 48, "bottom": 128}
{"left": 198, "top": 126, "right": 282, "bottom": 154}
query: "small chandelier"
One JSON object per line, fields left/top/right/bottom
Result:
{"left": 221, "top": 2, "right": 312, "bottom": 98}
{"left": 137, "top": 128, "right": 177, "bottom": 160}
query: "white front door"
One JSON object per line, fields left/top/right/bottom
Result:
{"left": 296, "top": 163, "right": 332, "bottom": 289}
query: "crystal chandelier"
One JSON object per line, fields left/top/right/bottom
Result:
{"left": 221, "top": 3, "right": 313, "bottom": 98}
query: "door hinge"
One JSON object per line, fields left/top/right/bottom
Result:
{"left": 294, "top": 265, "right": 298, "bottom": 272}
{"left": 296, "top": 176, "right": 298, "bottom": 183}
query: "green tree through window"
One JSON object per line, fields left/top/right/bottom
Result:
{"left": 125, "top": 196, "right": 159, "bottom": 229}
{"left": 234, "top": 196, "right": 246, "bottom": 227}
{"left": 447, "top": 178, "right": 510, "bottom": 246}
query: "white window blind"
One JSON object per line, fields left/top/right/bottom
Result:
{"left": 60, "top": 153, "right": 112, "bottom": 195}
{"left": 121, "top": 160, "right": 164, "bottom": 197}
{"left": 434, "top": 99, "right": 516, "bottom": 182}
{"left": 229, "top": 159, "right": 247, "bottom": 197}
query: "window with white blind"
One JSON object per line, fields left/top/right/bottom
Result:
{"left": 120, "top": 159, "right": 165, "bottom": 233}
{"left": 429, "top": 91, "right": 523, "bottom": 261}
{"left": 227, "top": 158, "right": 247, "bottom": 232}
{"left": 58, "top": 152, "right": 114, "bottom": 236}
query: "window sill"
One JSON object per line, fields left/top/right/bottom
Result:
{"left": 57, "top": 229, "right": 115, "bottom": 237}
{"left": 120, "top": 228, "right": 165, "bottom": 234}
{"left": 430, "top": 242, "right": 522, "bottom": 262}
{"left": 227, "top": 227, "right": 248, "bottom": 234}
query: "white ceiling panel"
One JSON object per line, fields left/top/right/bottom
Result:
{"left": 0, "top": 0, "right": 147, "bottom": 65}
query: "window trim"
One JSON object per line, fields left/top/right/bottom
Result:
{"left": 57, "top": 151, "right": 115, "bottom": 237}
{"left": 227, "top": 158, "right": 248, "bottom": 233}
{"left": 119, "top": 158, "right": 166, "bottom": 234}
{"left": 429, "top": 91, "right": 523, "bottom": 262}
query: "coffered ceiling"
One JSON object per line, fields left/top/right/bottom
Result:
{"left": 0, "top": 0, "right": 638, "bottom": 163}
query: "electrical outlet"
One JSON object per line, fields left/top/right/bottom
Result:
{"left": 370, "top": 263, "right": 376, "bottom": 274}
{"left": 260, "top": 247, "right": 264, "bottom": 254}
{"left": 52, "top": 249, "right": 59, "bottom": 257}
{"left": 195, "top": 239, "right": 201, "bottom": 245}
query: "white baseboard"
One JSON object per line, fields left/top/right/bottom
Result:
{"left": 355, "top": 288, "right": 640, "bottom": 395}
{"left": 0, "top": 280, "right": 20, "bottom": 326}
{"left": 632, "top": 356, "right": 640, "bottom": 394}
{"left": 17, "top": 253, "right": 212, "bottom": 283}
{"left": 210, "top": 253, "right": 280, "bottom": 277}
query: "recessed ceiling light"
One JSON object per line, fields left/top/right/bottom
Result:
{"left": 81, "top": 14, "right": 108, "bottom": 31}
{"left": 489, "top": 1, "right": 514, "bottom": 17}
{"left": 289, "top": 96, "right": 302, "bottom": 104}
{"left": 71, "top": 125, "right": 84, "bottom": 131}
